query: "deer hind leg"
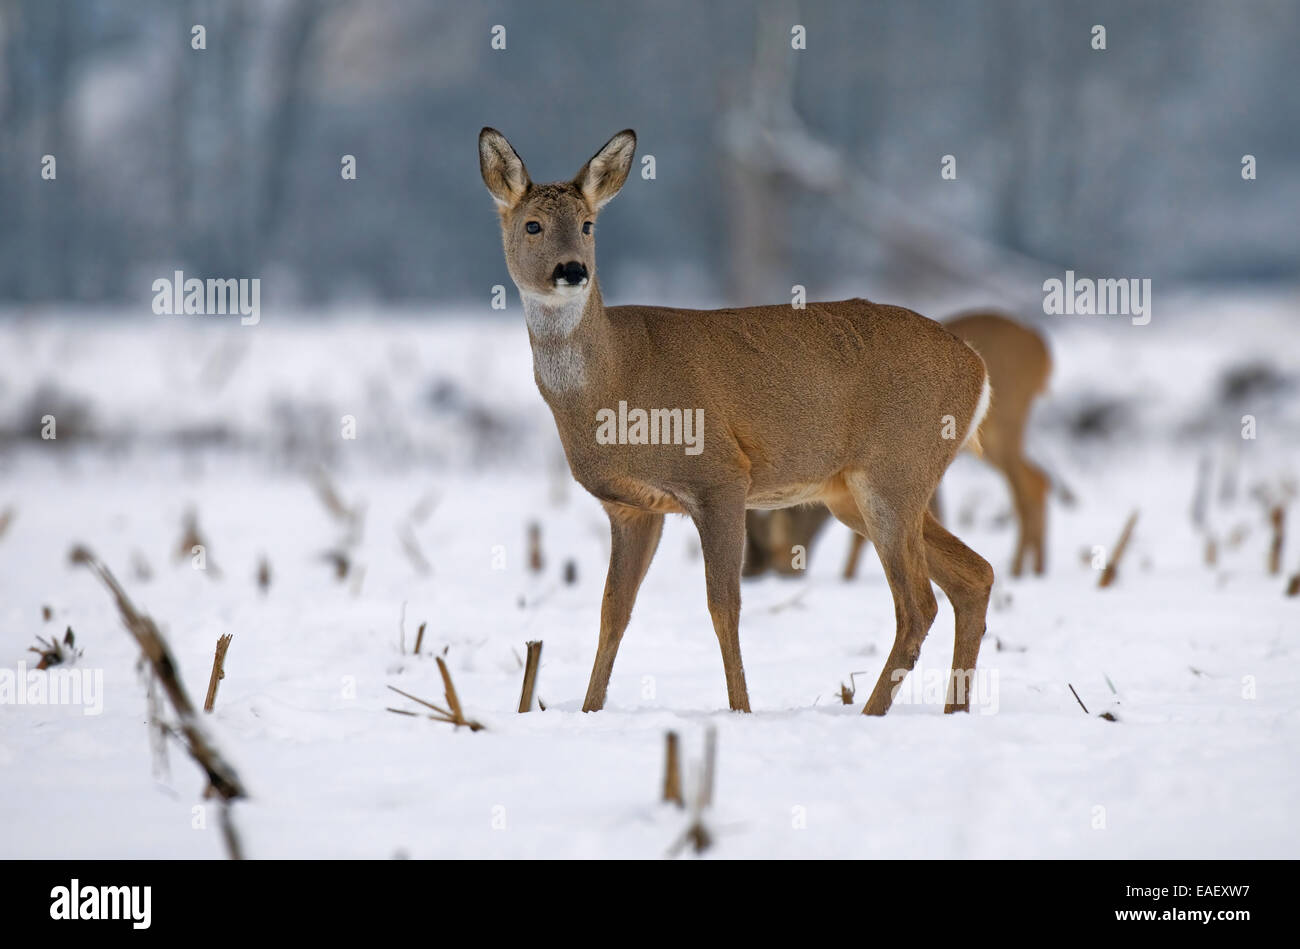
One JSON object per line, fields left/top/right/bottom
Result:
{"left": 1006, "top": 458, "right": 1049, "bottom": 578}
{"left": 582, "top": 506, "right": 664, "bottom": 712}
{"left": 691, "top": 488, "right": 751, "bottom": 712}
{"left": 1008, "top": 466, "right": 1030, "bottom": 578}
{"left": 922, "top": 511, "right": 994, "bottom": 713}
{"left": 1009, "top": 498, "right": 1029, "bottom": 578}
{"left": 842, "top": 531, "right": 868, "bottom": 580}
{"left": 1021, "top": 460, "right": 1050, "bottom": 576}
{"left": 838, "top": 473, "right": 939, "bottom": 717}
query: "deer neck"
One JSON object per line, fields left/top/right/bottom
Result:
{"left": 522, "top": 280, "right": 614, "bottom": 401}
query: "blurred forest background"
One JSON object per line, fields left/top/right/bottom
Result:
{"left": 1, "top": 0, "right": 1298, "bottom": 312}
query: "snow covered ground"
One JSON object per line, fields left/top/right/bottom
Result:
{"left": 1, "top": 298, "right": 1298, "bottom": 858}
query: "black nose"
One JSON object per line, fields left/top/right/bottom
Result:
{"left": 553, "top": 261, "right": 588, "bottom": 285}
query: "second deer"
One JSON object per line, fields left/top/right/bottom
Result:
{"left": 940, "top": 311, "right": 1052, "bottom": 577}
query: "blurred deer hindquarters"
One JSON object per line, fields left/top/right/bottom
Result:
{"left": 480, "top": 127, "right": 994, "bottom": 715}
{"left": 839, "top": 311, "right": 1052, "bottom": 578}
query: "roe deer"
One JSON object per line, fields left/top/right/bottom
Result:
{"left": 479, "top": 127, "right": 994, "bottom": 715}
{"left": 942, "top": 311, "right": 1052, "bottom": 575}
{"left": 842, "top": 310, "right": 1053, "bottom": 578}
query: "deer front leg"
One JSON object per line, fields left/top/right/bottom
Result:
{"left": 582, "top": 506, "right": 664, "bottom": 712}
{"left": 742, "top": 510, "right": 773, "bottom": 577}
{"left": 692, "top": 490, "right": 751, "bottom": 712}
{"left": 842, "top": 531, "right": 868, "bottom": 580}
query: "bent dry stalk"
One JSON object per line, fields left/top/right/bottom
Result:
{"left": 68, "top": 545, "right": 246, "bottom": 858}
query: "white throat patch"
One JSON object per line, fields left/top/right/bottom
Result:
{"left": 522, "top": 291, "right": 589, "bottom": 392}
{"left": 522, "top": 290, "right": 587, "bottom": 338}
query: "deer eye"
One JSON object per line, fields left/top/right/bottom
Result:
{"left": 582, "top": 221, "right": 593, "bottom": 235}
{"left": 525, "top": 221, "right": 541, "bottom": 234}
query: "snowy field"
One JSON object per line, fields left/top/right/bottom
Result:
{"left": 1, "top": 298, "right": 1298, "bottom": 859}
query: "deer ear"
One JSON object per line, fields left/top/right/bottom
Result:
{"left": 479, "top": 128, "right": 531, "bottom": 209}
{"left": 573, "top": 130, "right": 636, "bottom": 209}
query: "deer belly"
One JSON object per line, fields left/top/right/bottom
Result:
{"left": 746, "top": 481, "right": 833, "bottom": 510}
